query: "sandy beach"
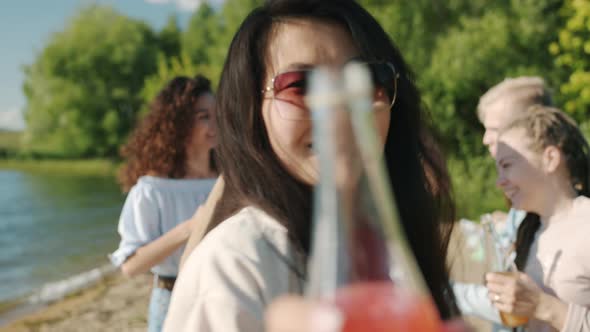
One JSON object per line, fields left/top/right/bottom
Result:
{"left": 1, "top": 220, "right": 493, "bottom": 332}
{"left": 1, "top": 274, "right": 151, "bottom": 332}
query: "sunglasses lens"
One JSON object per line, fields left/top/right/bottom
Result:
{"left": 273, "top": 71, "right": 308, "bottom": 108}
{"left": 271, "top": 70, "right": 311, "bottom": 120}
{"left": 268, "top": 63, "right": 397, "bottom": 120}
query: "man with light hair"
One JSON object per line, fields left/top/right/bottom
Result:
{"left": 478, "top": 76, "right": 553, "bottom": 158}
{"left": 453, "top": 76, "right": 553, "bottom": 332}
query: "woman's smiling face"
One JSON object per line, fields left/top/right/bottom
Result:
{"left": 495, "top": 128, "right": 546, "bottom": 212}
{"left": 261, "top": 18, "right": 391, "bottom": 185}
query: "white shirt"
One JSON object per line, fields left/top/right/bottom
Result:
{"left": 109, "top": 175, "right": 216, "bottom": 277}
{"left": 163, "top": 206, "right": 306, "bottom": 332}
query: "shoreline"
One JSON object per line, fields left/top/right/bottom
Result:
{"left": 1, "top": 273, "right": 151, "bottom": 332}
{"left": 0, "top": 159, "right": 119, "bottom": 177}
{"left": 0, "top": 220, "right": 494, "bottom": 331}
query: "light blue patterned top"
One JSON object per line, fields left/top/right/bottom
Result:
{"left": 109, "top": 176, "right": 216, "bottom": 277}
{"left": 497, "top": 208, "right": 526, "bottom": 250}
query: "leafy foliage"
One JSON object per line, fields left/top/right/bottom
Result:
{"left": 21, "top": 1, "right": 585, "bottom": 217}
{"left": 23, "top": 5, "right": 160, "bottom": 157}
{"left": 550, "top": 0, "right": 590, "bottom": 120}
{"left": 141, "top": 52, "right": 217, "bottom": 113}
{"left": 182, "top": 3, "right": 218, "bottom": 67}
{"left": 158, "top": 15, "right": 182, "bottom": 59}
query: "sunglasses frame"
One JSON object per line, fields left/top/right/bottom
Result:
{"left": 262, "top": 61, "right": 400, "bottom": 111}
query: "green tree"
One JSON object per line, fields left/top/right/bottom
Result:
{"left": 22, "top": 5, "right": 160, "bottom": 157}
{"left": 210, "top": 0, "right": 262, "bottom": 82}
{"left": 158, "top": 14, "right": 182, "bottom": 59}
{"left": 360, "top": 0, "right": 506, "bottom": 79}
{"left": 550, "top": 0, "right": 590, "bottom": 120}
{"left": 181, "top": 0, "right": 261, "bottom": 85}
{"left": 448, "top": 156, "right": 507, "bottom": 220}
{"left": 182, "top": 3, "right": 219, "bottom": 66}
{"left": 424, "top": 11, "right": 517, "bottom": 157}
{"left": 362, "top": 0, "right": 484, "bottom": 72}
{"left": 141, "top": 52, "right": 217, "bottom": 112}
{"left": 422, "top": 0, "right": 564, "bottom": 158}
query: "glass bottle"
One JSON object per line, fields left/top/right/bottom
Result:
{"left": 481, "top": 214, "right": 529, "bottom": 327}
{"left": 305, "top": 63, "right": 443, "bottom": 331}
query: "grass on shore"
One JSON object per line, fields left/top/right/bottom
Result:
{"left": 0, "top": 132, "right": 119, "bottom": 177}
{"left": 0, "top": 131, "right": 22, "bottom": 151}
{"left": 0, "top": 159, "right": 119, "bottom": 177}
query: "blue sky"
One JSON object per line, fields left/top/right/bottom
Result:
{"left": 0, "top": 0, "right": 222, "bottom": 131}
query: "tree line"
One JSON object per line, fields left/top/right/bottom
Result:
{"left": 19, "top": 0, "right": 590, "bottom": 217}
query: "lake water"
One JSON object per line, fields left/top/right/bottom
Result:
{"left": 0, "top": 170, "right": 124, "bottom": 306}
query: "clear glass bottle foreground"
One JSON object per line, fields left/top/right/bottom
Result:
{"left": 305, "top": 63, "right": 443, "bottom": 331}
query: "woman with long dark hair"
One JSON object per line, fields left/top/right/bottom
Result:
{"left": 164, "top": 1, "right": 460, "bottom": 331}
{"left": 110, "top": 75, "right": 217, "bottom": 332}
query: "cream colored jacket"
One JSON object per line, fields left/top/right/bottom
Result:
{"left": 163, "top": 206, "right": 305, "bottom": 332}
{"left": 525, "top": 196, "right": 590, "bottom": 332}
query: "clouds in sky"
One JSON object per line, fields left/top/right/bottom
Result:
{"left": 145, "top": 0, "right": 224, "bottom": 12}
{"left": 0, "top": 107, "right": 25, "bottom": 131}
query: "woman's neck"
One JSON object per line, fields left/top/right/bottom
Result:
{"left": 538, "top": 180, "right": 577, "bottom": 226}
{"left": 185, "top": 151, "right": 215, "bottom": 179}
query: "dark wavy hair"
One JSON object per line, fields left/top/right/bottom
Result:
{"left": 118, "top": 75, "right": 213, "bottom": 192}
{"left": 208, "top": 0, "right": 458, "bottom": 319}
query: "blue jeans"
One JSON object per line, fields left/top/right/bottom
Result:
{"left": 148, "top": 279, "right": 172, "bottom": 332}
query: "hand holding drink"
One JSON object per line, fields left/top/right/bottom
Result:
{"left": 486, "top": 271, "right": 534, "bottom": 327}
{"left": 481, "top": 216, "right": 530, "bottom": 327}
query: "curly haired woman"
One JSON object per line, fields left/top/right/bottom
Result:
{"left": 109, "top": 75, "right": 217, "bottom": 332}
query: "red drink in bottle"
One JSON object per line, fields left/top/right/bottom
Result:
{"left": 333, "top": 221, "right": 443, "bottom": 332}
{"left": 334, "top": 281, "right": 443, "bottom": 332}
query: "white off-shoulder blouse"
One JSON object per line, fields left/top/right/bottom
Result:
{"left": 109, "top": 175, "right": 216, "bottom": 277}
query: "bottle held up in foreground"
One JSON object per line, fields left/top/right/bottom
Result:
{"left": 305, "top": 63, "right": 443, "bottom": 332}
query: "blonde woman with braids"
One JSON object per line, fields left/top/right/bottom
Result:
{"left": 453, "top": 76, "right": 553, "bottom": 332}
{"left": 486, "top": 105, "right": 590, "bottom": 331}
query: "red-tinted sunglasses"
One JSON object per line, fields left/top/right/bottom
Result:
{"left": 262, "top": 62, "right": 400, "bottom": 120}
